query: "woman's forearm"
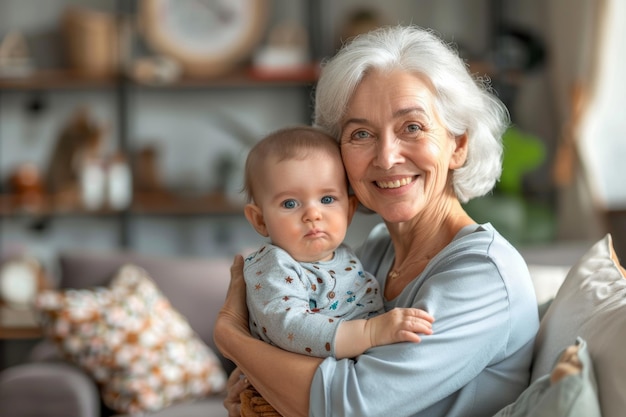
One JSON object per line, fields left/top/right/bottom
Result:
{"left": 215, "top": 255, "right": 322, "bottom": 416}
{"left": 215, "top": 314, "right": 322, "bottom": 417}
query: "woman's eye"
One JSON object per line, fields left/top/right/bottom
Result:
{"left": 282, "top": 199, "right": 298, "bottom": 209}
{"left": 406, "top": 123, "right": 421, "bottom": 133}
{"left": 321, "top": 196, "right": 335, "bottom": 204}
{"left": 352, "top": 130, "right": 372, "bottom": 140}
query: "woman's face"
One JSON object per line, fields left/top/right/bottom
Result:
{"left": 339, "top": 69, "right": 467, "bottom": 223}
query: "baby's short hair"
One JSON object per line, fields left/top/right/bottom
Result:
{"left": 243, "top": 126, "right": 341, "bottom": 203}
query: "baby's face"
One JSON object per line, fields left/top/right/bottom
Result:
{"left": 255, "top": 151, "right": 352, "bottom": 263}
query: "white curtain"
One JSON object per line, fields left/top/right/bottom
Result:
{"left": 547, "top": 0, "right": 622, "bottom": 240}
{"left": 576, "top": 0, "right": 626, "bottom": 209}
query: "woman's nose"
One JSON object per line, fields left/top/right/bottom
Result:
{"left": 374, "top": 134, "right": 403, "bottom": 170}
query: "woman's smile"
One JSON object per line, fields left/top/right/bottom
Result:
{"left": 375, "top": 176, "right": 417, "bottom": 189}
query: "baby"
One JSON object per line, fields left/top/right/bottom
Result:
{"left": 241, "top": 126, "right": 434, "bottom": 359}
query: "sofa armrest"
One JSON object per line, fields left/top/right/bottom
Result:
{"left": 0, "top": 362, "right": 100, "bottom": 417}
{"left": 28, "top": 339, "right": 63, "bottom": 362}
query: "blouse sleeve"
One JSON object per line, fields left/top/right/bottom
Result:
{"left": 309, "top": 244, "right": 537, "bottom": 416}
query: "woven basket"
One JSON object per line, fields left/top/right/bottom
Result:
{"left": 240, "top": 387, "right": 282, "bottom": 417}
{"left": 62, "top": 6, "right": 118, "bottom": 76}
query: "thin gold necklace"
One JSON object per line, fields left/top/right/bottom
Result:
{"left": 387, "top": 253, "right": 436, "bottom": 280}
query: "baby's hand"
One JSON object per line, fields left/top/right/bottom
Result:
{"left": 367, "top": 308, "right": 434, "bottom": 347}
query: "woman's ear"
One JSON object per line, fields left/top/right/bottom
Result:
{"left": 244, "top": 204, "right": 269, "bottom": 237}
{"left": 450, "top": 133, "right": 468, "bottom": 169}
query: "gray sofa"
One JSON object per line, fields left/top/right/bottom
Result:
{"left": 0, "top": 250, "right": 235, "bottom": 417}
{"left": 1, "top": 236, "right": 625, "bottom": 417}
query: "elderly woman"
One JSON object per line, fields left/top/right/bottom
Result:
{"left": 214, "top": 25, "right": 538, "bottom": 417}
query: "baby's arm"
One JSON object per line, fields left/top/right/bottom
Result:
{"left": 334, "top": 308, "right": 435, "bottom": 359}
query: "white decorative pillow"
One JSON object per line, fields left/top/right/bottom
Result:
{"left": 531, "top": 234, "right": 626, "bottom": 417}
{"left": 35, "top": 264, "right": 227, "bottom": 415}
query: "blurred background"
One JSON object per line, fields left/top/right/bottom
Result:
{"left": 1, "top": 0, "right": 624, "bottom": 274}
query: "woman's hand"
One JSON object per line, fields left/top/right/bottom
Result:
{"left": 215, "top": 255, "right": 253, "bottom": 415}
{"left": 223, "top": 367, "right": 251, "bottom": 417}
{"left": 214, "top": 256, "right": 322, "bottom": 417}
{"left": 214, "top": 255, "right": 251, "bottom": 358}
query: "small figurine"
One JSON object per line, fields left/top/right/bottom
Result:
{"left": 46, "top": 107, "right": 107, "bottom": 207}
{"left": 252, "top": 21, "right": 310, "bottom": 76}
{"left": 0, "top": 31, "right": 34, "bottom": 77}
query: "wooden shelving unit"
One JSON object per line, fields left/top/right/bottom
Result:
{"left": 0, "top": 64, "right": 319, "bottom": 91}
{"left": 130, "top": 191, "right": 243, "bottom": 215}
{"left": 0, "top": 66, "right": 318, "bottom": 221}
{"left": 0, "top": 70, "right": 116, "bottom": 90}
{"left": 0, "top": 306, "right": 41, "bottom": 341}
{"left": 0, "top": 0, "right": 323, "bottom": 252}
{"left": 0, "top": 193, "right": 243, "bottom": 217}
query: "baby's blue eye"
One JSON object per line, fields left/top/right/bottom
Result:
{"left": 282, "top": 199, "right": 297, "bottom": 209}
{"left": 321, "top": 196, "right": 334, "bottom": 204}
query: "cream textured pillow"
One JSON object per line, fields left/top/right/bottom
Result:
{"left": 35, "top": 264, "right": 227, "bottom": 414}
{"left": 531, "top": 234, "right": 626, "bottom": 417}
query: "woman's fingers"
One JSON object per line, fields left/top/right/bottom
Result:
{"left": 223, "top": 368, "right": 251, "bottom": 417}
{"left": 216, "top": 259, "right": 255, "bottom": 415}
{"left": 227, "top": 254, "right": 248, "bottom": 314}
{"left": 214, "top": 255, "right": 251, "bottom": 358}
{"left": 220, "top": 255, "right": 248, "bottom": 322}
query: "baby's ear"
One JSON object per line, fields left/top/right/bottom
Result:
{"left": 244, "top": 204, "right": 269, "bottom": 237}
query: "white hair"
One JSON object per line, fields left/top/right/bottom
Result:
{"left": 313, "top": 25, "right": 509, "bottom": 202}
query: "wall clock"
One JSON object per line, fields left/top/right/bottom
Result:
{"left": 0, "top": 257, "right": 46, "bottom": 308}
{"left": 140, "top": 0, "right": 269, "bottom": 78}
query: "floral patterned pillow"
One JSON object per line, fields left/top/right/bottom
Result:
{"left": 35, "top": 264, "right": 227, "bottom": 414}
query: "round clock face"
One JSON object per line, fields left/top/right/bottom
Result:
{"left": 141, "top": 0, "right": 269, "bottom": 77}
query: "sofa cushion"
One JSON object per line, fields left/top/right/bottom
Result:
{"left": 35, "top": 264, "right": 227, "bottom": 415}
{"left": 57, "top": 250, "right": 234, "bottom": 373}
{"left": 531, "top": 233, "right": 626, "bottom": 417}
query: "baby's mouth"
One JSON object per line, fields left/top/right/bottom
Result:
{"left": 375, "top": 176, "right": 415, "bottom": 189}
{"left": 306, "top": 229, "right": 324, "bottom": 237}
